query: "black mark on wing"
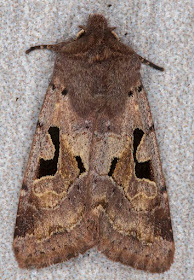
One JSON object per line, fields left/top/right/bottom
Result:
{"left": 75, "top": 156, "right": 86, "bottom": 175}
{"left": 21, "top": 184, "right": 28, "bottom": 191}
{"left": 108, "top": 157, "right": 119, "bottom": 177}
{"left": 61, "top": 88, "right": 68, "bottom": 96}
{"left": 137, "top": 85, "right": 143, "bottom": 92}
{"left": 38, "top": 127, "right": 59, "bottom": 178}
{"left": 133, "top": 128, "right": 154, "bottom": 180}
{"left": 128, "top": 90, "right": 133, "bottom": 97}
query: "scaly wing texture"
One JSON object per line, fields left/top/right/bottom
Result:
{"left": 90, "top": 83, "right": 174, "bottom": 273}
{"left": 13, "top": 68, "right": 99, "bottom": 268}
{"left": 13, "top": 14, "right": 174, "bottom": 271}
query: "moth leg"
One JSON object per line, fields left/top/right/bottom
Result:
{"left": 138, "top": 55, "right": 164, "bottom": 71}
{"left": 26, "top": 44, "right": 56, "bottom": 54}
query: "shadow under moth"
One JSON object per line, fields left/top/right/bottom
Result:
{"left": 13, "top": 14, "right": 174, "bottom": 273}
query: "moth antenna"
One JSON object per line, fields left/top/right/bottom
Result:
{"left": 139, "top": 56, "right": 164, "bottom": 71}
{"left": 26, "top": 45, "right": 55, "bottom": 54}
{"left": 111, "top": 31, "right": 119, "bottom": 40}
{"left": 76, "top": 29, "right": 85, "bottom": 39}
{"left": 78, "top": 25, "right": 86, "bottom": 30}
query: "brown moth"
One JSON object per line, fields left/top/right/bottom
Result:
{"left": 13, "top": 14, "right": 174, "bottom": 273}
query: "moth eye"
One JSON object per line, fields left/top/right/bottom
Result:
{"left": 108, "top": 157, "right": 119, "bottom": 176}
{"left": 76, "top": 29, "right": 86, "bottom": 39}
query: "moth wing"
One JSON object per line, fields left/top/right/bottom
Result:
{"left": 94, "top": 84, "right": 174, "bottom": 273}
{"left": 13, "top": 64, "right": 97, "bottom": 268}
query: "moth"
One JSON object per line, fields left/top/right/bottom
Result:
{"left": 13, "top": 14, "right": 174, "bottom": 273}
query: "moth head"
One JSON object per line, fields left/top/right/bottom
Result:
{"left": 87, "top": 14, "right": 108, "bottom": 32}
{"left": 75, "top": 14, "right": 119, "bottom": 43}
{"left": 82, "top": 14, "right": 119, "bottom": 40}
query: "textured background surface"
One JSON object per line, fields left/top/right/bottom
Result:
{"left": 0, "top": 0, "right": 193, "bottom": 279}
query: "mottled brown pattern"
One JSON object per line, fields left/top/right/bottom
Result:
{"left": 13, "top": 14, "right": 174, "bottom": 272}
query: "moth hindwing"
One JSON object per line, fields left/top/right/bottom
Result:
{"left": 13, "top": 14, "right": 174, "bottom": 273}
